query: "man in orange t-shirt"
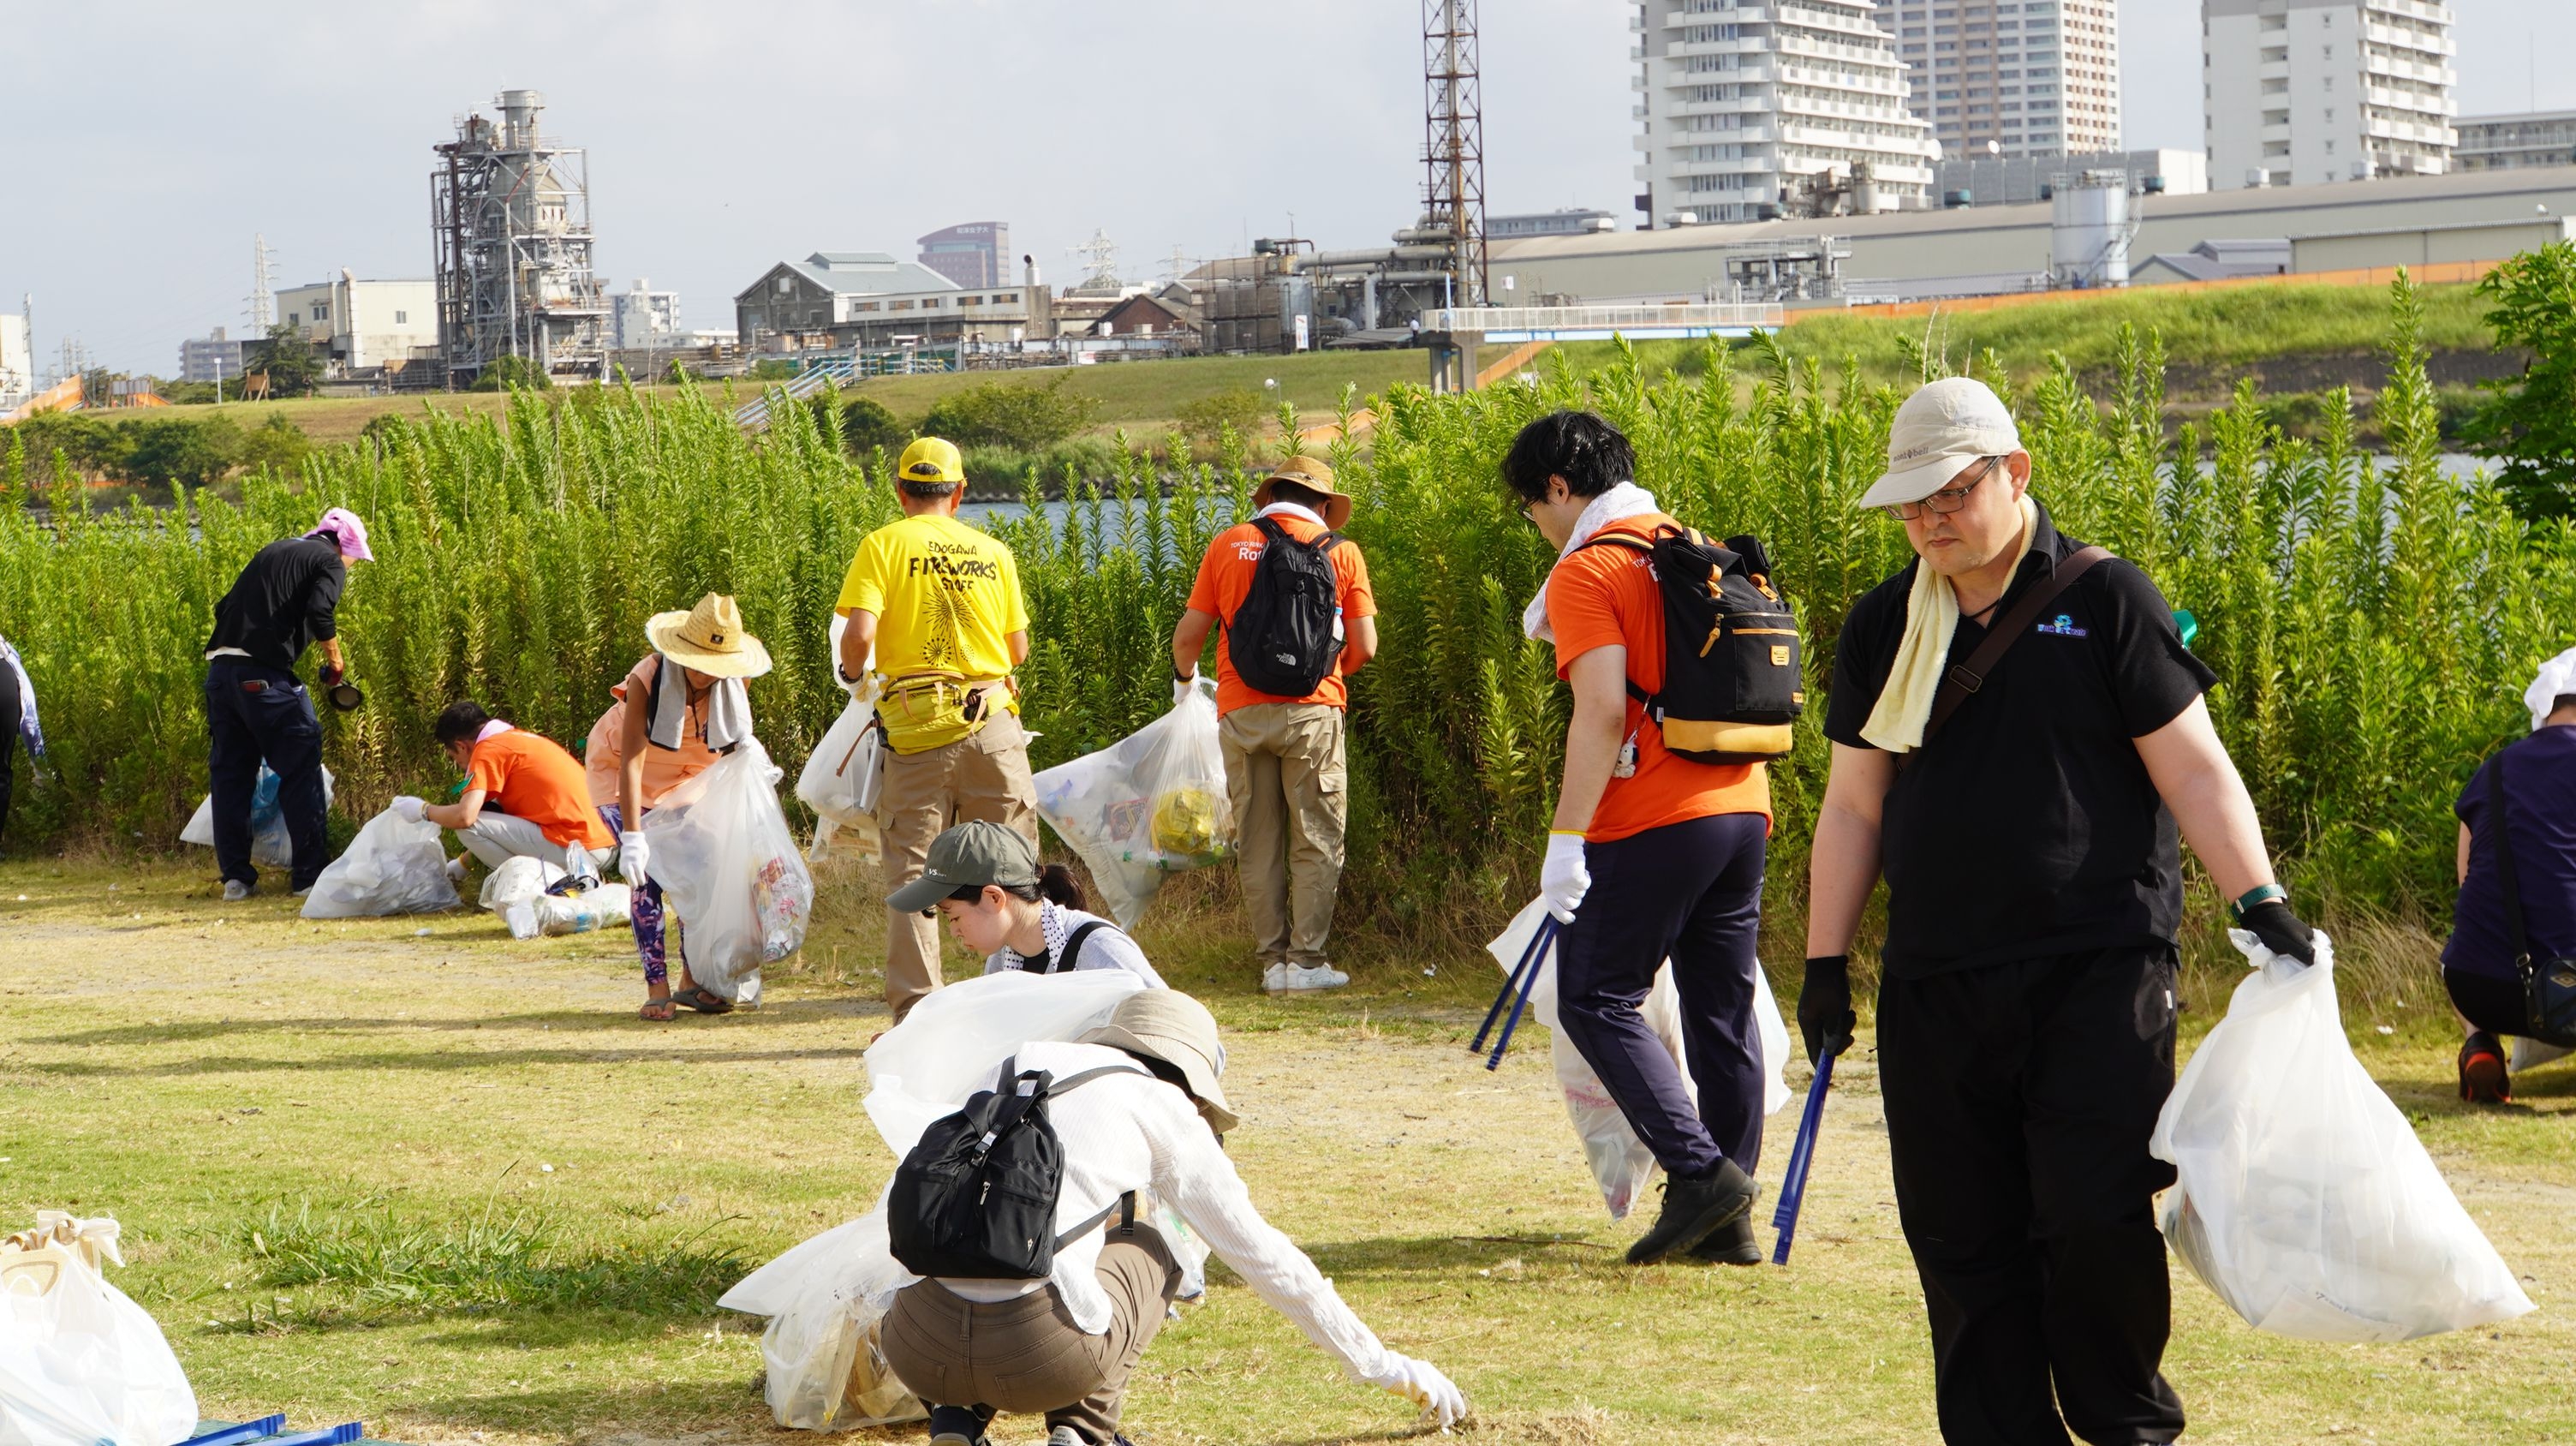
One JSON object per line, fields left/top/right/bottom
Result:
{"left": 1508, "top": 409, "right": 1774, "bottom": 1270}
{"left": 1169, "top": 457, "right": 1379, "bottom": 993}
{"left": 408, "top": 700, "right": 614, "bottom": 873}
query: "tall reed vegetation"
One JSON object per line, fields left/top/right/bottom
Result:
{"left": 3, "top": 275, "right": 2567, "bottom": 989}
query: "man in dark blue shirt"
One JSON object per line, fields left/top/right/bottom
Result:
{"left": 201, "top": 508, "right": 371, "bottom": 899}
{"left": 2445, "top": 650, "right": 2576, "bottom": 1102}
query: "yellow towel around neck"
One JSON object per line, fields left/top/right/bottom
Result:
{"left": 1860, "top": 493, "right": 2038, "bottom": 754}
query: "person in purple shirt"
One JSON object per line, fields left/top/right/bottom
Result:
{"left": 2445, "top": 646, "right": 2576, "bottom": 1102}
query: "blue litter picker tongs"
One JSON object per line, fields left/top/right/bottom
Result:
{"left": 1769, "top": 1041, "right": 1846, "bottom": 1265}
{"left": 183, "top": 1419, "right": 364, "bottom": 1446}
{"left": 1470, "top": 915, "right": 1560, "bottom": 1070}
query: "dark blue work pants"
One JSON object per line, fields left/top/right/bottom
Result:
{"left": 1554, "top": 810, "right": 1769, "bottom": 1180}
{"left": 204, "top": 656, "right": 329, "bottom": 889}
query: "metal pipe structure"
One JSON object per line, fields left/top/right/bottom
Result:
{"left": 430, "top": 90, "right": 608, "bottom": 385}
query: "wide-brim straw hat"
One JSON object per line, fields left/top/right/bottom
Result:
{"left": 1253, "top": 455, "right": 1354, "bottom": 530}
{"left": 1082, "top": 989, "right": 1237, "bottom": 1134}
{"left": 645, "top": 592, "right": 773, "bottom": 678}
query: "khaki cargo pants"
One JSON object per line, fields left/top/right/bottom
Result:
{"left": 877, "top": 706, "right": 1037, "bottom": 1022}
{"left": 1219, "top": 701, "right": 1348, "bottom": 969}
{"left": 880, "top": 1223, "right": 1182, "bottom": 1443}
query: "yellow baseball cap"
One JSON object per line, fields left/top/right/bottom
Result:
{"left": 897, "top": 436, "right": 965, "bottom": 486}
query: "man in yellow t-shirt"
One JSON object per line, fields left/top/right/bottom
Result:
{"left": 836, "top": 436, "right": 1038, "bottom": 1022}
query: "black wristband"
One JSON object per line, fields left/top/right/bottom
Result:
{"left": 1804, "top": 954, "right": 1850, "bottom": 971}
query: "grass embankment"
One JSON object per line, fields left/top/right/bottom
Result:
{"left": 3, "top": 857, "right": 2570, "bottom": 1445}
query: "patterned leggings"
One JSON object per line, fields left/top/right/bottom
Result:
{"left": 599, "top": 805, "right": 669, "bottom": 989}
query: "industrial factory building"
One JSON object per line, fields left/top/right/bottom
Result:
{"left": 1485, "top": 165, "right": 2576, "bottom": 306}
{"left": 432, "top": 90, "right": 609, "bottom": 383}
{"left": 274, "top": 276, "right": 439, "bottom": 373}
{"left": 732, "top": 252, "right": 1052, "bottom": 355}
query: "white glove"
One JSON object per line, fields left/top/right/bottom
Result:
{"left": 391, "top": 795, "right": 426, "bottom": 823}
{"left": 1540, "top": 830, "right": 1591, "bottom": 923}
{"left": 1368, "top": 1353, "right": 1467, "bottom": 1430}
{"left": 1174, "top": 671, "right": 1199, "bottom": 707}
{"left": 619, "top": 831, "right": 650, "bottom": 887}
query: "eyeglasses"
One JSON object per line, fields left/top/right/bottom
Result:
{"left": 1883, "top": 456, "right": 2003, "bottom": 522}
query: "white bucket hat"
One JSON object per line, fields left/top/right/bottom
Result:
{"left": 1860, "top": 377, "right": 2024, "bottom": 510}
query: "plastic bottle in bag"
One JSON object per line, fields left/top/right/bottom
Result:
{"left": 1032, "top": 683, "right": 1231, "bottom": 928}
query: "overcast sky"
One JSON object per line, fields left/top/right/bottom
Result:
{"left": 4, "top": 1, "right": 2572, "bottom": 376}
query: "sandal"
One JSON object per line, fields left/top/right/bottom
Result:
{"left": 670, "top": 985, "right": 735, "bottom": 1016}
{"left": 639, "top": 997, "right": 677, "bottom": 1022}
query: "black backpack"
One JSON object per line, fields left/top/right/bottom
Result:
{"left": 1574, "top": 525, "right": 1804, "bottom": 765}
{"left": 886, "top": 1059, "right": 1141, "bottom": 1280}
{"left": 1225, "top": 516, "right": 1349, "bottom": 696}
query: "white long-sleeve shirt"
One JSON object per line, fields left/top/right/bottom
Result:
{"left": 938, "top": 1039, "right": 1395, "bottom": 1383}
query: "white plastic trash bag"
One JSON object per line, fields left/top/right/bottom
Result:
{"left": 179, "top": 764, "right": 335, "bottom": 869}
{"left": 0, "top": 1212, "right": 199, "bottom": 1446}
{"left": 1487, "top": 897, "right": 1791, "bottom": 1220}
{"left": 1032, "top": 681, "right": 1231, "bottom": 928}
{"left": 533, "top": 884, "right": 633, "bottom": 936}
{"left": 862, "top": 971, "right": 1148, "bottom": 1156}
{"left": 798, "top": 686, "right": 886, "bottom": 841}
{"left": 642, "top": 738, "right": 812, "bottom": 1006}
{"left": 299, "top": 808, "right": 460, "bottom": 919}
{"left": 479, "top": 855, "right": 564, "bottom": 912}
{"left": 2150, "top": 929, "right": 2536, "bottom": 1342}
{"left": 718, "top": 1207, "right": 924, "bottom": 1431}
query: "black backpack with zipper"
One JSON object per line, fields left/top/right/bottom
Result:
{"left": 887, "top": 1059, "right": 1140, "bottom": 1279}
{"left": 1226, "top": 517, "right": 1349, "bottom": 696}
{"left": 1574, "top": 525, "right": 1804, "bottom": 765}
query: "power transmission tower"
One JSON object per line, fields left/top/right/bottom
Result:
{"left": 1423, "top": 0, "right": 1490, "bottom": 308}
{"left": 248, "top": 234, "right": 277, "bottom": 332}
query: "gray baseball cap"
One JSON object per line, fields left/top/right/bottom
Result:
{"left": 887, "top": 820, "right": 1041, "bottom": 913}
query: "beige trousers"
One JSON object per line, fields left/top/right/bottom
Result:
{"left": 880, "top": 1224, "right": 1182, "bottom": 1443}
{"left": 1219, "top": 702, "right": 1348, "bottom": 968}
{"left": 877, "top": 707, "right": 1037, "bottom": 1022}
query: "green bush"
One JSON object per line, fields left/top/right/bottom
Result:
{"left": 921, "top": 378, "right": 1101, "bottom": 451}
{"left": 0, "top": 276, "right": 2564, "bottom": 972}
{"left": 1172, "top": 387, "right": 1267, "bottom": 454}
{"left": 2464, "top": 240, "right": 2576, "bottom": 519}
{"left": 468, "top": 356, "right": 554, "bottom": 392}
{"left": 840, "top": 396, "right": 909, "bottom": 457}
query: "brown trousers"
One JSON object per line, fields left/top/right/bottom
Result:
{"left": 880, "top": 1224, "right": 1182, "bottom": 1442}
{"left": 1219, "top": 702, "right": 1348, "bottom": 967}
{"left": 876, "top": 706, "right": 1037, "bottom": 1022}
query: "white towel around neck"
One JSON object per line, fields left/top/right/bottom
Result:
{"left": 1858, "top": 493, "right": 2038, "bottom": 754}
{"left": 647, "top": 654, "right": 752, "bottom": 755}
{"left": 1521, "top": 481, "right": 1662, "bottom": 644}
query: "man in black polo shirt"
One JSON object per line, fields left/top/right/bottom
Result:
{"left": 1801, "top": 379, "right": 2316, "bottom": 1446}
{"left": 201, "top": 507, "right": 372, "bottom": 899}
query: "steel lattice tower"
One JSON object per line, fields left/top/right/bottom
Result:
{"left": 1423, "top": 0, "right": 1490, "bottom": 308}
{"left": 430, "top": 90, "right": 607, "bottom": 384}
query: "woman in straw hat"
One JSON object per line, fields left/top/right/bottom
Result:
{"left": 583, "top": 593, "right": 772, "bottom": 1021}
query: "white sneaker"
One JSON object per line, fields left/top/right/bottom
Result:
{"left": 221, "top": 879, "right": 253, "bottom": 902}
{"left": 444, "top": 856, "right": 469, "bottom": 885}
{"left": 1263, "top": 961, "right": 1350, "bottom": 993}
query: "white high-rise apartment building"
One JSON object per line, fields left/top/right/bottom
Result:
{"left": 1633, "top": 0, "right": 1935, "bottom": 227}
{"left": 2203, "top": 0, "right": 2454, "bottom": 190}
{"left": 0, "top": 314, "right": 30, "bottom": 412}
{"left": 1879, "top": 1, "right": 2120, "bottom": 161}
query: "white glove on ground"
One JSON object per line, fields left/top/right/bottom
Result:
{"left": 618, "top": 831, "right": 650, "bottom": 887}
{"left": 1174, "top": 672, "right": 1199, "bottom": 707}
{"left": 1540, "top": 830, "right": 1592, "bottom": 923}
{"left": 391, "top": 795, "right": 426, "bottom": 823}
{"left": 1368, "top": 1353, "right": 1467, "bottom": 1429}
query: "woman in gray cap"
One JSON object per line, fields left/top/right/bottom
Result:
{"left": 877, "top": 988, "right": 1467, "bottom": 1445}
{"left": 888, "top": 820, "right": 1165, "bottom": 987}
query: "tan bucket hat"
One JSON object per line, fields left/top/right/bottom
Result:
{"left": 645, "top": 592, "right": 773, "bottom": 678}
{"left": 1859, "top": 377, "right": 2025, "bottom": 510}
{"left": 1253, "top": 455, "right": 1354, "bottom": 530}
{"left": 1082, "top": 989, "right": 1237, "bottom": 1134}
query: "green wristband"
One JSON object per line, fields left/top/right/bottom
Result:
{"left": 2228, "top": 882, "right": 2287, "bottom": 924}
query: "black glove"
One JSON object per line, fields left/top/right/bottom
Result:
{"left": 2239, "top": 899, "right": 2317, "bottom": 967}
{"left": 1798, "top": 955, "right": 1857, "bottom": 1065}
{"left": 318, "top": 660, "right": 345, "bottom": 688}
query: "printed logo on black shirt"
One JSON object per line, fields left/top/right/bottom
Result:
{"left": 2036, "top": 613, "right": 2089, "bottom": 637}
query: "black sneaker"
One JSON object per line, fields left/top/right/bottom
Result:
{"left": 1626, "top": 1157, "right": 1757, "bottom": 1264}
{"left": 927, "top": 1404, "right": 993, "bottom": 1446}
{"left": 1687, "top": 1204, "right": 1767, "bottom": 1265}
{"left": 2459, "top": 1031, "right": 2512, "bottom": 1104}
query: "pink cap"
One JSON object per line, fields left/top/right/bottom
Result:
{"left": 305, "top": 507, "right": 374, "bottom": 563}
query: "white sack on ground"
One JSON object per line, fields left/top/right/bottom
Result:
{"left": 717, "top": 1208, "right": 923, "bottom": 1432}
{"left": 2151, "top": 930, "right": 2535, "bottom": 1341}
{"left": 179, "top": 765, "right": 335, "bottom": 869}
{"left": 299, "top": 809, "right": 460, "bottom": 919}
{"left": 0, "top": 1212, "right": 199, "bottom": 1446}
{"left": 1032, "top": 684, "right": 1231, "bottom": 929}
{"left": 642, "top": 738, "right": 813, "bottom": 1006}
{"left": 1487, "top": 896, "right": 1791, "bottom": 1221}
{"left": 533, "top": 885, "right": 632, "bottom": 936}
{"left": 479, "top": 855, "right": 564, "bottom": 911}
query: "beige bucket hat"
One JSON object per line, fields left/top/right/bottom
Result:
{"left": 1254, "top": 455, "right": 1355, "bottom": 530}
{"left": 1082, "top": 989, "right": 1237, "bottom": 1134}
{"left": 1859, "top": 377, "right": 2025, "bottom": 510}
{"left": 645, "top": 592, "right": 773, "bottom": 678}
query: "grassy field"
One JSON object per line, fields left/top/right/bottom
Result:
{"left": 3, "top": 854, "right": 2569, "bottom": 1446}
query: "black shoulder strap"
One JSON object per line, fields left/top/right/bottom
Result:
{"left": 1054, "top": 1190, "right": 1139, "bottom": 1250}
{"left": 1566, "top": 529, "right": 1663, "bottom": 711}
{"left": 1042, "top": 920, "right": 1113, "bottom": 975}
{"left": 1923, "top": 546, "right": 2114, "bottom": 744}
{"left": 1250, "top": 514, "right": 1286, "bottom": 546}
{"left": 2489, "top": 754, "right": 2533, "bottom": 974}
